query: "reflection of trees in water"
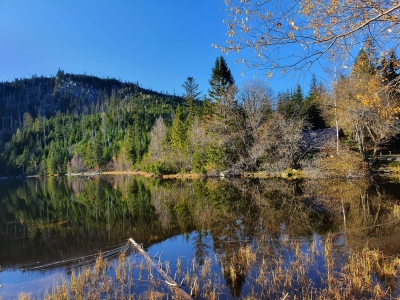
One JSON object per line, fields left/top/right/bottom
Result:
{"left": 345, "top": 184, "right": 400, "bottom": 252}
{"left": 159, "top": 178, "right": 400, "bottom": 297}
{"left": 193, "top": 230, "right": 211, "bottom": 266}
{"left": 230, "top": 179, "right": 333, "bottom": 237}
{"left": 160, "top": 178, "right": 332, "bottom": 296}
{"left": 1, "top": 176, "right": 399, "bottom": 294}
{"left": 302, "top": 179, "right": 400, "bottom": 241}
{"left": 0, "top": 177, "right": 181, "bottom": 266}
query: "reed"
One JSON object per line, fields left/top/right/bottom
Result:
{"left": 15, "top": 236, "right": 400, "bottom": 300}
{"left": 176, "top": 256, "right": 182, "bottom": 276}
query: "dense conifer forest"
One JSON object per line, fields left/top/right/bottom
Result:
{"left": 0, "top": 70, "right": 183, "bottom": 176}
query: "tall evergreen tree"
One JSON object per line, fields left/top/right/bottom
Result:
{"left": 208, "top": 56, "right": 234, "bottom": 103}
{"left": 277, "top": 85, "right": 304, "bottom": 120}
{"left": 182, "top": 77, "right": 201, "bottom": 119}
{"left": 352, "top": 49, "right": 376, "bottom": 76}
{"left": 170, "top": 105, "right": 186, "bottom": 150}
{"left": 293, "top": 85, "right": 303, "bottom": 102}
{"left": 380, "top": 49, "right": 400, "bottom": 85}
{"left": 304, "top": 75, "right": 326, "bottom": 129}
{"left": 201, "top": 96, "right": 213, "bottom": 123}
{"left": 16, "top": 147, "right": 29, "bottom": 174}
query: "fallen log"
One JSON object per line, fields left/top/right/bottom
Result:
{"left": 128, "top": 238, "right": 192, "bottom": 299}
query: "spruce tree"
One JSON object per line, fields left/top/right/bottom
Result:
{"left": 170, "top": 105, "right": 186, "bottom": 150}
{"left": 182, "top": 77, "right": 201, "bottom": 119}
{"left": 304, "top": 75, "right": 326, "bottom": 129}
{"left": 380, "top": 49, "right": 400, "bottom": 85}
{"left": 352, "top": 49, "right": 376, "bottom": 76}
{"left": 277, "top": 85, "right": 304, "bottom": 120}
{"left": 208, "top": 56, "right": 234, "bottom": 103}
{"left": 206, "top": 56, "right": 241, "bottom": 169}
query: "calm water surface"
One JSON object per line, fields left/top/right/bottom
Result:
{"left": 0, "top": 176, "right": 399, "bottom": 298}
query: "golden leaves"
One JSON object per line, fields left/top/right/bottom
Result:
{"left": 289, "top": 20, "right": 299, "bottom": 30}
{"left": 221, "top": 0, "right": 400, "bottom": 77}
{"left": 354, "top": 75, "right": 400, "bottom": 120}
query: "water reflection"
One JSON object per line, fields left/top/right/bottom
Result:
{"left": 0, "top": 176, "right": 399, "bottom": 298}
{"left": 0, "top": 176, "right": 181, "bottom": 270}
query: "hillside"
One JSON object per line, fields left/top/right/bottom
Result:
{"left": 0, "top": 70, "right": 181, "bottom": 135}
{"left": 0, "top": 71, "right": 185, "bottom": 176}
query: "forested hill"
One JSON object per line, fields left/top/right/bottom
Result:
{"left": 0, "top": 70, "right": 181, "bottom": 132}
{"left": 0, "top": 71, "right": 184, "bottom": 176}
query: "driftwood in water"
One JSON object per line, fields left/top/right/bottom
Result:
{"left": 128, "top": 238, "right": 192, "bottom": 300}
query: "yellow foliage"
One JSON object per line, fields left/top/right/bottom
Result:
{"left": 355, "top": 75, "right": 400, "bottom": 120}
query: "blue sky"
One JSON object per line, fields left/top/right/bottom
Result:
{"left": 0, "top": 0, "right": 320, "bottom": 96}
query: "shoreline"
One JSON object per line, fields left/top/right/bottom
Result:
{"left": 61, "top": 169, "right": 297, "bottom": 179}
{"left": 14, "top": 165, "right": 395, "bottom": 180}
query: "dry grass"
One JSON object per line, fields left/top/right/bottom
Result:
{"left": 389, "top": 161, "right": 400, "bottom": 174}
{"left": 303, "top": 147, "right": 368, "bottom": 179}
{"left": 15, "top": 236, "right": 400, "bottom": 300}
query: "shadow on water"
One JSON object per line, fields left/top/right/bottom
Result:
{"left": 0, "top": 175, "right": 400, "bottom": 298}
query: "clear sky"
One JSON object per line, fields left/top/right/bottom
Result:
{"left": 0, "top": 0, "right": 319, "bottom": 96}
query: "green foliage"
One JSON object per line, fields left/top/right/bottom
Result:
{"left": 182, "top": 77, "right": 202, "bottom": 119}
{"left": 352, "top": 49, "right": 376, "bottom": 76}
{"left": 304, "top": 75, "right": 326, "bottom": 129}
{"left": 0, "top": 64, "right": 334, "bottom": 177}
{"left": 208, "top": 56, "right": 234, "bottom": 103}
{"left": 380, "top": 49, "right": 400, "bottom": 85}
{"left": 276, "top": 85, "right": 305, "bottom": 120}
{"left": 149, "top": 161, "right": 174, "bottom": 175}
{"left": 82, "top": 134, "right": 103, "bottom": 169}
{"left": 174, "top": 200, "right": 193, "bottom": 233}
{"left": 15, "top": 147, "right": 29, "bottom": 173}
{"left": 205, "top": 144, "right": 225, "bottom": 171}
{"left": 202, "top": 98, "right": 214, "bottom": 122}
{"left": 170, "top": 105, "right": 187, "bottom": 149}
{"left": 192, "top": 148, "right": 206, "bottom": 173}
{"left": 0, "top": 72, "right": 187, "bottom": 176}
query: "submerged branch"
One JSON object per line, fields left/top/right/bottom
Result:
{"left": 128, "top": 238, "right": 192, "bottom": 300}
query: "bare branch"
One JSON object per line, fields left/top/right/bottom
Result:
{"left": 220, "top": 0, "right": 400, "bottom": 74}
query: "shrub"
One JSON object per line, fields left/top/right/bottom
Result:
{"left": 150, "top": 161, "right": 175, "bottom": 175}
{"left": 302, "top": 147, "right": 368, "bottom": 179}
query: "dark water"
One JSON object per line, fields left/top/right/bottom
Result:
{"left": 0, "top": 176, "right": 399, "bottom": 298}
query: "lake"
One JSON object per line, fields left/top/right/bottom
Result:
{"left": 0, "top": 176, "right": 400, "bottom": 299}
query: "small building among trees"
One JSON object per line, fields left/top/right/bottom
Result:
{"left": 302, "top": 128, "right": 342, "bottom": 153}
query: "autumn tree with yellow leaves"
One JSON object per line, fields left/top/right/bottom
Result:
{"left": 219, "top": 0, "right": 400, "bottom": 75}
{"left": 323, "top": 49, "right": 400, "bottom": 163}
